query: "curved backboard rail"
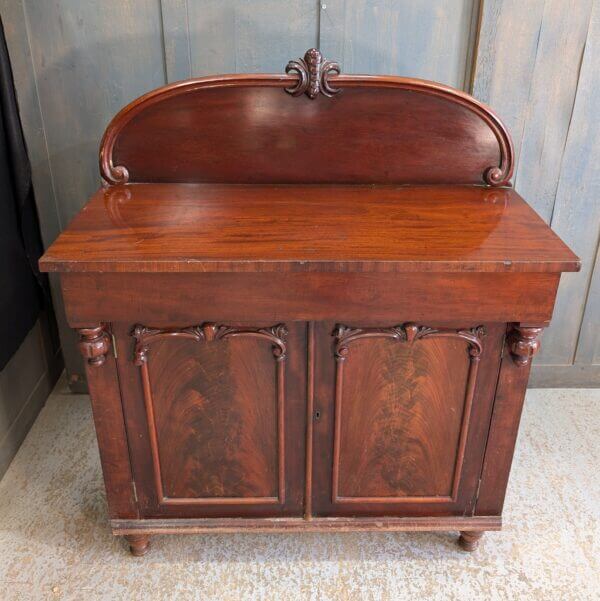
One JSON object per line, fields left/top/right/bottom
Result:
{"left": 100, "top": 49, "right": 514, "bottom": 188}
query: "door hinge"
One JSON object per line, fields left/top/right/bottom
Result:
{"left": 111, "top": 333, "right": 118, "bottom": 358}
{"left": 131, "top": 480, "right": 138, "bottom": 504}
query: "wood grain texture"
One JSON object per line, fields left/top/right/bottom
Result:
{"left": 475, "top": 324, "right": 539, "bottom": 515}
{"left": 576, "top": 241, "right": 600, "bottom": 365}
{"left": 0, "top": 0, "right": 78, "bottom": 382}
{"left": 97, "top": 75, "right": 513, "bottom": 187}
{"left": 159, "top": 0, "right": 192, "bottom": 82}
{"left": 137, "top": 331, "right": 283, "bottom": 503}
{"left": 319, "top": 0, "right": 477, "bottom": 89}
{"left": 514, "top": 0, "right": 593, "bottom": 222}
{"left": 472, "top": 0, "right": 598, "bottom": 374}
{"left": 312, "top": 322, "right": 506, "bottom": 518}
{"left": 113, "top": 322, "right": 306, "bottom": 519}
{"left": 40, "top": 185, "right": 578, "bottom": 274}
{"left": 58, "top": 271, "right": 562, "bottom": 326}
{"left": 304, "top": 322, "right": 315, "bottom": 520}
{"left": 22, "top": 0, "right": 166, "bottom": 226}
{"left": 6, "top": 0, "right": 167, "bottom": 384}
{"left": 536, "top": 2, "right": 600, "bottom": 365}
{"left": 111, "top": 515, "right": 502, "bottom": 534}
{"left": 7, "top": 0, "right": 593, "bottom": 385}
{"left": 331, "top": 327, "right": 481, "bottom": 501}
{"left": 26, "top": 36, "right": 581, "bottom": 549}
{"left": 185, "top": 0, "right": 318, "bottom": 75}
{"left": 78, "top": 330, "right": 138, "bottom": 519}
{"left": 472, "top": 0, "right": 545, "bottom": 170}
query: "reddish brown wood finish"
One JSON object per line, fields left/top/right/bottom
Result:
{"left": 458, "top": 530, "right": 484, "bottom": 552}
{"left": 124, "top": 534, "right": 150, "bottom": 557}
{"left": 112, "top": 322, "right": 306, "bottom": 519}
{"left": 77, "top": 326, "right": 111, "bottom": 367}
{"left": 331, "top": 324, "right": 484, "bottom": 503}
{"left": 76, "top": 325, "right": 138, "bottom": 520}
{"left": 39, "top": 51, "right": 579, "bottom": 554}
{"left": 312, "top": 322, "right": 505, "bottom": 518}
{"left": 58, "top": 271, "right": 561, "bottom": 327}
{"left": 475, "top": 323, "right": 544, "bottom": 516}
{"left": 133, "top": 323, "right": 287, "bottom": 505}
{"left": 40, "top": 185, "right": 579, "bottom": 274}
{"left": 112, "top": 515, "right": 501, "bottom": 534}
{"left": 99, "top": 55, "right": 513, "bottom": 186}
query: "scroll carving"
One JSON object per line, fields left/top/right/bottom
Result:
{"left": 285, "top": 48, "right": 341, "bottom": 99}
{"left": 508, "top": 325, "right": 543, "bottom": 367}
{"left": 333, "top": 323, "right": 486, "bottom": 361}
{"left": 99, "top": 140, "right": 129, "bottom": 185}
{"left": 132, "top": 323, "right": 288, "bottom": 365}
{"left": 77, "top": 325, "right": 111, "bottom": 367}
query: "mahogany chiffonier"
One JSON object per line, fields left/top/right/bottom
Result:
{"left": 40, "top": 50, "right": 579, "bottom": 556}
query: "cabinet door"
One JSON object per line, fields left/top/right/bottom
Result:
{"left": 114, "top": 321, "right": 306, "bottom": 518}
{"left": 311, "top": 321, "right": 504, "bottom": 517}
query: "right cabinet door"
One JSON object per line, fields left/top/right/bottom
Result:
{"left": 311, "top": 321, "right": 505, "bottom": 517}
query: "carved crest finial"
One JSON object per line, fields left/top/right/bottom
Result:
{"left": 285, "top": 48, "right": 341, "bottom": 99}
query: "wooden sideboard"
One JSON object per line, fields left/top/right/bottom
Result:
{"left": 40, "top": 50, "right": 579, "bottom": 556}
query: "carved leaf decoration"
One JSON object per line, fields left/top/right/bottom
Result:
{"left": 333, "top": 323, "right": 485, "bottom": 360}
{"left": 132, "top": 322, "right": 288, "bottom": 364}
{"left": 285, "top": 48, "right": 341, "bottom": 99}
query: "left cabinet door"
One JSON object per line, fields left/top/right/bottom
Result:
{"left": 112, "top": 321, "right": 306, "bottom": 519}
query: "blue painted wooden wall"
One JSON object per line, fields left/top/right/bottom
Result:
{"left": 1, "top": 0, "right": 597, "bottom": 386}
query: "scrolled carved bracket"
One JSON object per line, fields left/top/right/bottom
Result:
{"left": 99, "top": 145, "right": 130, "bottom": 186}
{"left": 132, "top": 322, "right": 288, "bottom": 365}
{"left": 508, "top": 325, "right": 543, "bottom": 367}
{"left": 77, "top": 325, "right": 112, "bottom": 367}
{"left": 333, "top": 323, "right": 486, "bottom": 361}
{"left": 285, "top": 48, "right": 341, "bottom": 99}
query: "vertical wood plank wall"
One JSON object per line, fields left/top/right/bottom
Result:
{"left": 472, "top": 0, "right": 600, "bottom": 386}
{"left": 1, "top": 0, "right": 598, "bottom": 386}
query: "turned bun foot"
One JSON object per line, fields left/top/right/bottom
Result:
{"left": 125, "top": 534, "right": 151, "bottom": 556}
{"left": 458, "top": 530, "right": 484, "bottom": 552}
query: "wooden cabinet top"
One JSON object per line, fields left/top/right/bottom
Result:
{"left": 39, "top": 49, "right": 579, "bottom": 276}
{"left": 40, "top": 183, "right": 578, "bottom": 274}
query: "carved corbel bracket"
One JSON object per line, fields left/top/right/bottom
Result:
{"left": 285, "top": 48, "right": 341, "bottom": 99}
{"left": 508, "top": 325, "right": 543, "bottom": 367}
{"left": 77, "top": 325, "right": 111, "bottom": 367}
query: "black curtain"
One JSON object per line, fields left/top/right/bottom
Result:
{"left": 0, "top": 18, "right": 48, "bottom": 369}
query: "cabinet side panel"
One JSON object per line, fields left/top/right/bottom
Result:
{"left": 475, "top": 327, "right": 537, "bottom": 515}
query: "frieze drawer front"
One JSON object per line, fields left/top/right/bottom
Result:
{"left": 40, "top": 49, "right": 580, "bottom": 556}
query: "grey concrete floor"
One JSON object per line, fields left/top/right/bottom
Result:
{"left": 0, "top": 377, "right": 598, "bottom": 600}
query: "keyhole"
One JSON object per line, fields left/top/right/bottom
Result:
{"left": 314, "top": 410, "right": 321, "bottom": 421}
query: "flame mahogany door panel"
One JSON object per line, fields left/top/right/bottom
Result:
{"left": 113, "top": 321, "right": 306, "bottom": 519}
{"left": 311, "top": 322, "right": 505, "bottom": 517}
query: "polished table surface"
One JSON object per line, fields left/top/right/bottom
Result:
{"left": 41, "top": 184, "right": 579, "bottom": 274}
